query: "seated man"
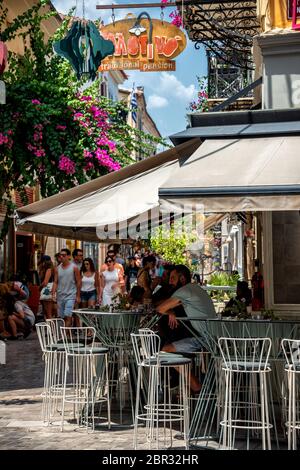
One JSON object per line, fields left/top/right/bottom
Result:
{"left": 152, "top": 267, "right": 193, "bottom": 349}
{"left": 157, "top": 265, "right": 216, "bottom": 392}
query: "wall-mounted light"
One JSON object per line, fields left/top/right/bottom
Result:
{"left": 129, "top": 24, "right": 146, "bottom": 36}
{"left": 128, "top": 11, "right": 153, "bottom": 59}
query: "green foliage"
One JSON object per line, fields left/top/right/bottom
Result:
{"left": 261, "top": 309, "right": 276, "bottom": 320}
{"left": 149, "top": 223, "right": 196, "bottom": 265}
{"left": 187, "top": 76, "right": 209, "bottom": 113}
{"left": 208, "top": 271, "right": 240, "bottom": 287}
{"left": 223, "top": 299, "right": 247, "bottom": 317}
{"left": 0, "top": 0, "right": 167, "bottom": 240}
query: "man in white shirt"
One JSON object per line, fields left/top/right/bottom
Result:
{"left": 72, "top": 248, "right": 83, "bottom": 271}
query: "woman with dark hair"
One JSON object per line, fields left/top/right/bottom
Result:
{"left": 127, "top": 286, "right": 145, "bottom": 307}
{"left": 80, "top": 258, "right": 100, "bottom": 308}
{"left": 38, "top": 255, "right": 55, "bottom": 319}
{"left": 100, "top": 256, "right": 124, "bottom": 306}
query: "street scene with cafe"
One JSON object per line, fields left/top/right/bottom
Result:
{"left": 1, "top": 0, "right": 300, "bottom": 454}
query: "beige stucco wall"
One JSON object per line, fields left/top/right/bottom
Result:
{"left": 2, "top": 0, "right": 61, "bottom": 55}
{"left": 257, "top": 0, "right": 299, "bottom": 32}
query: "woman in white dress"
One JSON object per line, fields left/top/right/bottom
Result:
{"left": 100, "top": 256, "right": 124, "bottom": 306}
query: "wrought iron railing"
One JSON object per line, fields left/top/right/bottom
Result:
{"left": 178, "top": 1, "right": 260, "bottom": 70}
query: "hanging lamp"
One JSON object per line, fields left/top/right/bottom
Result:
{"left": 53, "top": 20, "right": 114, "bottom": 81}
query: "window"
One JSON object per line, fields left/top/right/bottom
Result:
{"left": 100, "top": 77, "right": 108, "bottom": 98}
{"left": 272, "top": 211, "right": 300, "bottom": 304}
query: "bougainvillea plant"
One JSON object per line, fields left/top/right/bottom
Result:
{"left": 161, "top": 0, "right": 183, "bottom": 28}
{"left": 187, "top": 76, "right": 209, "bottom": 113}
{"left": 0, "top": 0, "right": 167, "bottom": 239}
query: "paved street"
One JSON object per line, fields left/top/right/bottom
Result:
{"left": 0, "top": 332, "right": 283, "bottom": 451}
{"left": 0, "top": 332, "right": 187, "bottom": 450}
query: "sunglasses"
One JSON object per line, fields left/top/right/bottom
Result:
{"left": 107, "top": 259, "right": 113, "bottom": 263}
{"left": 84, "top": 262, "right": 90, "bottom": 265}
{"left": 60, "top": 253, "right": 68, "bottom": 257}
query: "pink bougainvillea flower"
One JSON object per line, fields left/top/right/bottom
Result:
{"left": 0, "top": 133, "right": 9, "bottom": 145}
{"left": 83, "top": 149, "right": 93, "bottom": 158}
{"left": 80, "top": 95, "right": 92, "bottom": 102}
{"left": 169, "top": 11, "right": 183, "bottom": 27}
{"left": 35, "top": 149, "right": 45, "bottom": 157}
{"left": 58, "top": 155, "right": 76, "bottom": 175}
{"left": 84, "top": 162, "right": 94, "bottom": 171}
{"left": 73, "top": 112, "right": 84, "bottom": 119}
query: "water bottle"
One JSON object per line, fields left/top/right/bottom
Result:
{"left": 0, "top": 340, "right": 6, "bottom": 365}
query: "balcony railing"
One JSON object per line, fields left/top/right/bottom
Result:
{"left": 178, "top": 1, "right": 261, "bottom": 69}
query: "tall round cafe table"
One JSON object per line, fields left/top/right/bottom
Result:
{"left": 182, "top": 318, "right": 300, "bottom": 449}
{"left": 74, "top": 308, "right": 158, "bottom": 426}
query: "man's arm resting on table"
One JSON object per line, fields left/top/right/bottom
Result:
{"left": 156, "top": 297, "right": 181, "bottom": 314}
{"left": 156, "top": 297, "right": 182, "bottom": 329}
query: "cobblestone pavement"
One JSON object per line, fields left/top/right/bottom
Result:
{"left": 0, "top": 332, "right": 187, "bottom": 450}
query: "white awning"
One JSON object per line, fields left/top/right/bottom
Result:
{"left": 17, "top": 139, "right": 201, "bottom": 241}
{"left": 159, "top": 136, "right": 300, "bottom": 212}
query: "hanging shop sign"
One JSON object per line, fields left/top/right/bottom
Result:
{"left": 288, "top": 0, "right": 300, "bottom": 19}
{"left": 53, "top": 20, "right": 114, "bottom": 81}
{"left": 99, "top": 14, "right": 186, "bottom": 72}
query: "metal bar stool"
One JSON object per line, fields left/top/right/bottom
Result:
{"left": 60, "top": 327, "right": 111, "bottom": 432}
{"left": 36, "top": 322, "right": 65, "bottom": 424}
{"left": 46, "top": 318, "right": 64, "bottom": 343}
{"left": 218, "top": 337, "right": 272, "bottom": 450}
{"left": 281, "top": 339, "right": 300, "bottom": 449}
{"left": 131, "top": 329, "right": 191, "bottom": 449}
{"left": 45, "top": 318, "right": 68, "bottom": 416}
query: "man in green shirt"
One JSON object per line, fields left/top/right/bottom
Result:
{"left": 157, "top": 265, "right": 216, "bottom": 392}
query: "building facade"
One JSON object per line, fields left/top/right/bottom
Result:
{"left": 118, "top": 86, "right": 161, "bottom": 161}
{"left": 255, "top": 0, "right": 300, "bottom": 314}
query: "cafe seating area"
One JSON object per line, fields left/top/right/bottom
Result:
{"left": 31, "top": 308, "right": 300, "bottom": 450}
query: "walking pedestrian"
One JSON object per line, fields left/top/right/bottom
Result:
{"left": 52, "top": 248, "right": 81, "bottom": 326}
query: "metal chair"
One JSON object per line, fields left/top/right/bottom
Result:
{"left": 218, "top": 337, "right": 272, "bottom": 450}
{"left": 46, "top": 318, "right": 65, "bottom": 343}
{"left": 60, "top": 327, "right": 111, "bottom": 432}
{"left": 131, "top": 329, "right": 191, "bottom": 449}
{"left": 281, "top": 339, "right": 300, "bottom": 449}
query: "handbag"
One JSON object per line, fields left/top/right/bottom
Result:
{"left": 40, "top": 282, "right": 53, "bottom": 301}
